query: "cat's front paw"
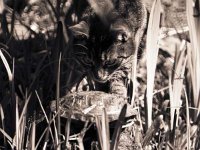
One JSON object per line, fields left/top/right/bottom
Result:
{"left": 109, "top": 81, "right": 127, "bottom": 97}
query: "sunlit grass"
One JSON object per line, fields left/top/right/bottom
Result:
{"left": 186, "top": 0, "right": 200, "bottom": 119}
{"left": 146, "top": 0, "right": 162, "bottom": 128}
{"left": 169, "top": 41, "right": 187, "bottom": 130}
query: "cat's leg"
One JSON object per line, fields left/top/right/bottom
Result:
{"left": 109, "top": 79, "right": 127, "bottom": 97}
{"left": 109, "top": 70, "right": 128, "bottom": 97}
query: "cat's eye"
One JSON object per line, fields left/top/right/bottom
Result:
{"left": 117, "top": 33, "right": 128, "bottom": 42}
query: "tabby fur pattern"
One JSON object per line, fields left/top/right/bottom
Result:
{"left": 68, "top": 0, "right": 147, "bottom": 98}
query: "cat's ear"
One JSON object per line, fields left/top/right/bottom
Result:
{"left": 87, "top": 0, "right": 114, "bottom": 16}
{"left": 87, "top": 0, "right": 114, "bottom": 24}
{"left": 69, "top": 21, "right": 89, "bottom": 39}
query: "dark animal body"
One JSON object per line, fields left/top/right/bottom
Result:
{"left": 67, "top": 0, "right": 147, "bottom": 98}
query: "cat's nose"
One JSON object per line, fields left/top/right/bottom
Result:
{"left": 102, "top": 60, "right": 110, "bottom": 69}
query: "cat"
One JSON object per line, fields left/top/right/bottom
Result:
{"left": 68, "top": 0, "right": 148, "bottom": 98}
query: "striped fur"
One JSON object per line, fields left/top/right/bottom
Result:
{"left": 69, "top": 0, "right": 147, "bottom": 97}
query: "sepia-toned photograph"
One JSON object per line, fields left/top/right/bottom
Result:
{"left": 0, "top": 0, "right": 199, "bottom": 149}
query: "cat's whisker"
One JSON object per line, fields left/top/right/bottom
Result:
{"left": 74, "top": 44, "right": 88, "bottom": 50}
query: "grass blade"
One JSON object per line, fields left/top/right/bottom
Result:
{"left": 0, "top": 105, "right": 7, "bottom": 148}
{"left": 110, "top": 104, "right": 127, "bottom": 150}
{"left": 186, "top": 0, "right": 200, "bottom": 118}
{"left": 30, "top": 121, "right": 36, "bottom": 150}
{"left": 146, "top": 0, "right": 162, "bottom": 128}
{"left": 95, "top": 116, "right": 103, "bottom": 149}
{"left": 170, "top": 45, "right": 187, "bottom": 130}
{"left": 181, "top": 87, "right": 190, "bottom": 149}
{"left": 102, "top": 107, "right": 110, "bottom": 150}
{"left": 18, "top": 93, "right": 32, "bottom": 125}
{"left": 56, "top": 53, "right": 61, "bottom": 149}
{"left": 0, "top": 128, "right": 14, "bottom": 146}
{"left": 15, "top": 97, "right": 19, "bottom": 150}
{"left": 64, "top": 117, "right": 71, "bottom": 149}
{"left": 53, "top": 114, "right": 59, "bottom": 149}
{"left": 0, "top": 49, "right": 12, "bottom": 81}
